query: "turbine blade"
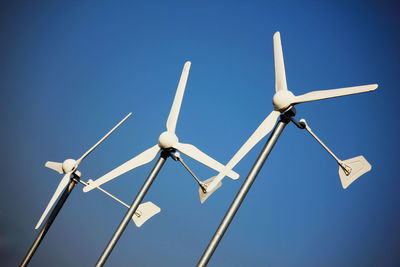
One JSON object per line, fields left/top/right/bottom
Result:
{"left": 83, "top": 145, "right": 160, "bottom": 192}
{"left": 174, "top": 142, "right": 239, "bottom": 180}
{"left": 166, "top": 61, "right": 191, "bottom": 133}
{"left": 76, "top": 112, "right": 132, "bottom": 165}
{"left": 35, "top": 173, "right": 71, "bottom": 229}
{"left": 292, "top": 84, "right": 378, "bottom": 104}
{"left": 45, "top": 161, "right": 64, "bottom": 174}
{"left": 274, "top": 32, "right": 288, "bottom": 92}
{"left": 204, "top": 110, "right": 280, "bottom": 196}
{"left": 132, "top": 201, "right": 161, "bottom": 227}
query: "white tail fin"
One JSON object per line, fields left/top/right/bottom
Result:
{"left": 339, "top": 156, "right": 371, "bottom": 189}
{"left": 45, "top": 161, "right": 64, "bottom": 174}
{"left": 132, "top": 202, "right": 161, "bottom": 227}
{"left": 199, "top": 176, "right": 223, "bottom": 204}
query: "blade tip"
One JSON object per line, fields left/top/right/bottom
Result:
{"left": 229, "top": 171, "right": 240, "bottom": 180}
{"left": 82, "top": 186, "right": 91, "bottom": 192}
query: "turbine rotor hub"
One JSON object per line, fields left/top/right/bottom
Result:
{"left": 62, "top": 159, "right": 76, "bottom": 173}
{"left": 272, "top": 90, "right": 295, "bottom": 111}
{"left": 158, "top": 131, "right": 179, "bottom": 149}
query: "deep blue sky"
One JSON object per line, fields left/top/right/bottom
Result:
{"left": 1, "top": 1, "right": 399, "bottom": 266}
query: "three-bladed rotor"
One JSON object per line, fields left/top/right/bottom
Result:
{"left": 35, "top": 113, "right": 132, "bottom": 229}
{"left": 199, "top": 32, "right": 378, "bottom": 202}
{"left": 84, "top": 62, "right": 239, "bottom": 193}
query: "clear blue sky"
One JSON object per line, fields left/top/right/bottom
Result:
{"left": 1, "top": 1, "right": 399, "bottom": 266}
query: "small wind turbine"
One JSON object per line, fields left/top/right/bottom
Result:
{"left": 21, "top": 113, "right": 160, "bottom": 266}
{"left": 198, "top": 32, "right": 377, "bottom": 203}
{"left": 83, "top": 61, "right": 238, "bottom": 194}
{"left": 86, "top": 61, "right": 239, "bottom": 267}
{"left": 197, "top": 32, "right": 378, "bottom": 266}
{"left": 35, "top": 113, "right": 132, "bottom": 229}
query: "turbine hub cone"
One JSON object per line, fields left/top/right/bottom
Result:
{"left": 158, "top": 131, "right": 178, "bottom": 149}
{"left": 62, "top": 159, "right": 76, "bottom": 173}
{"left": 273, "top": 90, "right": 295, "bottom": 111}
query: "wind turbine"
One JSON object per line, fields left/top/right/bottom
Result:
{"left": 198, "top": 31, "right": 377, "bottom": 203}
{"left": 84, "top": 61, "right": 238, "bottom": 194}
{"left": 21, "top": 113, "right": 160, "bottom": 266}
{"left": 197, "top": 32, "right": 378, "bottom": 266}
{"left": 35, "top": 112, "right": 133, "bottom": 230}
{"left": 86, "top": 61, "right": 239, "bottom": 266}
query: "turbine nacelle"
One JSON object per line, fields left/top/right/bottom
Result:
{"left": 272, "top": 90, "right": 295, "bottom": 111}
{"left": 158, "top": 131, "right": 179, "bottom": 149}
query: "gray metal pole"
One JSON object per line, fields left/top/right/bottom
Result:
{"left": 96, "top": 153, "right": 168, "bottom": 266}
{"left": 197, "top": 118, "right": 289, "bottom": 267}
{"left": 20, "top": 176, "right": 78, "bottom": 267}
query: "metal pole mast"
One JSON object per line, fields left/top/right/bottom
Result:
{"left": 20, "top": 175, "right": 79, "bottom": 267}
{"left": 197, "top": 111, "right": 293, "bottom": 267}
{"left": 96, "top": 151, "right": 169, "bottom": 266}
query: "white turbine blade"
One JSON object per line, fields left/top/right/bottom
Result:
{"left": 132, "top": 201, "right": 161, "bottom": 227}
{"left": 35, "top": 173, "right": 71, "bottom": 229}
{"left": 166, "top": 61, "right": 191, "bottom": 133}
{"left": 203, "top": 110, "right": 281, "bottom": 198}
{"left": 199, "top": 176, "right": 222, "bottom": 203}
{"left": 339, "top": 156, "right": 371, "bottom": 189}
{"left": 45, "top": 161, "right": 64, "bottom": 174}
{"left": 76, "top": 112, "right": 132, "bottom": 165}
{"left": 83, "top": 145, "right": 160, "bottom": 192}
{"left": 292, "top": 84, "right": 378, "bottom": 104}
{"left": 175, "top": 142, "right": 239, "bottom": 180}
{"left": 273, "top": 32, "right": 288, "bottom": 92}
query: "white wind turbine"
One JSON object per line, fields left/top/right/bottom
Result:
{"left": 88, "top": 62, "right": 241, "bottom": 266}
{"left": 35, "top": 113, "right": 132, "bottom": 229}
{"left": 198, "top": 31, "right": 378, "bottom": 203}
{"left": 83, "top": 61, "right": 239, "bottom": 193}
{"left": 197, "top": 31, "right": 378, "bottom": 266}
{"left": 36, "top": 113, "right": 160, "bottom": 229}
{"left": 22, "top": 113, "right": 160, "bottom": 267}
